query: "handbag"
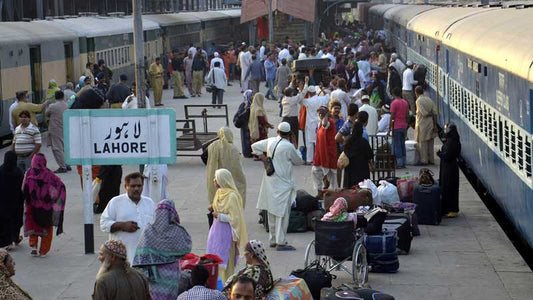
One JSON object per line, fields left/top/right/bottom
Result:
{"left": 337, "top": 151, "right": 350, "bottom": 169}
{"left": 290, "top": 260, "right": 334, "bottom": 299}
{"left": 206, "top": 69, "right": 216, "bottom": 93}
{"left": 233, "top": 101, "right": 249, "bottom": 128}
{"left": 264, "top": 139, "right": 282, "bottom": 176}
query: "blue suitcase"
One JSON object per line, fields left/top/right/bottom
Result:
{"left": 413, "top": 184, "right": 442, "bottom": 225}
{"left": 364, "top": 231, "right": 399, "bottom": 273}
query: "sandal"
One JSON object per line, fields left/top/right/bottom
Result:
{"left": 276, "top": 245, "right": 296, "bottom": 251}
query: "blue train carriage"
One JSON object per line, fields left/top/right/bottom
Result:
{"left": 369, "top": 4, "right": 399, "bottom": 32}
{"left": 47, "top": 16, "right": 162, "bottom": 86}
{"left": 383, "top": 4, "right": 436, "bottom": 60}
{"left": 0, "top": 21, "right": 78, "bottom": 140}
{"left": 441, "top": 6, "right": 533, "bottom": 248}
{"left": 405, "top": 6, "right": 498, "bottom": 122}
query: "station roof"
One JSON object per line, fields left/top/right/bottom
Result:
{"left": 384, "top": 5, "right": 437, "bottom": 27}
{"left": 407, "top": 7, "right": 496, "bottom": 40}
{"left": 37, "top": 16, "right": 160, "bottom": 37}
{"left": 0, "top": 21, "right": 76, "bottom": 44}
{"left": 443, "top": 7, "right": 533, "bottom": 81}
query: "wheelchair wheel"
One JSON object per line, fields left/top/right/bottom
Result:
{"left": 304, "top": 240, "right": 327, "bottom": 269}
{"left": 352, "top": 239, "right": 368, "bottom": 286}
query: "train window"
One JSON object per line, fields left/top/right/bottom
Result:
{"left": 525, "top": 136, "right": 532, "bottom": 177}
{"left": 476, "top": 80, "right": 480, "bottom": 97}
{"left": 517, "top": 131, "right": 524, "bottom": 172}
{"left": 467, "top": 58, "right": 472, "bottom": 69}
{"left": 484, "top": 66, "right": 488, "bottom": 77}
{"left": 493, "top": 112, "right": 499, "bottom": 148}
{"left": 487, "top": 108, "right": 493, "bottom": 142}
{"left": 510, "top": 124, "right": 517, "bottom": 164}
{"left": 504, "top": 120, "right": 510, "bottom": 159}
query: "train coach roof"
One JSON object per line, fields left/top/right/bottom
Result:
{"left": 0, "top": 21, "right": 76, "bottom": 44}
{"left": 143, "top": 13, "right": 199, "bottom": 26}
{"left": 218, "top": 9, "right": 241, "bottom": 18}
{"left": 407, "top": 7, "right": 496, "bottom": 41}
{"left": 384, "top": 5, "right": 437, "bottom": 27}
{"left": 183, "top": 11, "right": 228, "bottom": 21}
{"left": 443, "top": 7, "right": 533, "bottom": 82}
{"left": 370, "top": 4, "right": 400, "bottom": 16}
{"left": 38, "top": 16, "right": 160, "bottom": 37}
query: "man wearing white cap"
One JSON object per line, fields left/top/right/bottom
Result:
{"left": 301, "top": 85, "right": 330, "bottom": 164}
{"left": 252, "top": 122, "right": 303, "bottom": 251}
{"left": 359, "top": 95, "right": 379, "bottom": 136}
{"left": 402, "top": 60, "right": 418, "bottom": 114}
{"left": 210, "top": 52, "right": 225, "bottom": 72}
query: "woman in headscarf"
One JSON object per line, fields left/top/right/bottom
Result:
{"left": 342, "top": 121, "right": 373, "bottom": 187}
{"left": 23, "top": 153, "right": 66, "bottom": 257}
{"left": 437, "top": 123, "right": 461, "bottom": 218}
{"left": 206, "top": 169, "right": 247, "bottom": 283}
{"left": 45, "top": 79, "right": 60, "bottom": 102}
{"left": 238, "top": 90, "right": 254, "bottom": 158}
{"left": 222, "top": 240, "right": 274, "bottom": 300}
{"left": 206, "top": 127, "right": 247, "bottom": 207}
{"left": 133, "top": 199, "right": 192, "bottom": 300}
{"left": 321, "top": 197, "right": 357, "bottom": 227}
{"left": 93, "top": 165, "right": 122, "bottom": 214}
{"left": 0, "top": 249, "right": 32, "bottom": 299}
{"left": 0, "top": 151, "right": 24, "bottom": 250}
{"left": 75, "top": 76, "right": 86, "bottom": 92}
{"left": 248, "top": 93, "right": 273, "bottom": 144}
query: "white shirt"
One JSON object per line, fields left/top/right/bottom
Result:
{"left": 259, "top": 45, "right": 266, "bottom": 61}
{"left": 330, "top": 88, "right": 351, "bottom": 119}
{"left": 402, "top": 68, "right": 417, "bottom": 91}
{"left": 317, "top": 50, "right": 324, "bottom": 58}
{"left": 210, "top": 57, "right": 225, "bottom": 71}
{"left": 298, "top": 53, "right": 308, "bottom": 60}
{"left": 207, "top": 68, "right": 227, "bottom": 90}
{"left": 378, "top": 113, "right": 391, "bottom": 133}
{"left": 252, "top": 137, "right": 303, "bottom": 217}
{"left": 240, "top": 51, "right": 252, "bottom": 71}
{"left": 358, "top": 60, "right": 371, "bottom": 84}
{"left": 391, "top": 59, "right": 406, "bottom": 76}
{"left": 281, "top": 84, "right": 308, "bottom": 117}
{"left": 278, "top": 48, "right": 290, "bottom": 65}
{"left": 359, "top": 104, "right": 379, "bottom": 135}
{"left": 302, "top": 95, "right": 330, "bottom": 143}
{"left": 322, "top": 53, "right": 336, "bottom": 70}
{"left": 9, "top": 101, "right": 19, "bottom": 132}
{"left": 122, "top": 95, "right": 152, "bottom": 109}
{"left": 188, "top": 46, "right": 197, "bottom": 58}
{"left": 100, "top": 194, "right": 156, "bottom": 264}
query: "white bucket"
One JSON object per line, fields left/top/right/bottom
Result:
{"left": 405, "top": 140, "right": 419, "bottom": 165}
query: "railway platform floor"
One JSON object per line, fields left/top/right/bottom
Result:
{"left": 2, "top": 82, "right": 531, "bottom": 300}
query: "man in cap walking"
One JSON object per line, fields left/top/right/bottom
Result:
{"left": 252, "top": 122, "right": 303, "bottom": 251}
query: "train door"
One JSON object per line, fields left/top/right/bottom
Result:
{"left": 64, "top": 42, "right": 74, "bottom": 84}
{"left": 29, "top": 46, "right": 42, "bottom": 103}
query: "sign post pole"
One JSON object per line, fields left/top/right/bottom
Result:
{"left": 82, "top": 165, "right": 94, "bottom": 254}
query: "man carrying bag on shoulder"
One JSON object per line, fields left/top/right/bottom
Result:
{"left": 206, "top": 61, "right": 227, "bottom": 107}
{"left": 252, "top": 122, "right": 303, "bottom": 251}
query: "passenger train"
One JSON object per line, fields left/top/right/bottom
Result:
{"left": 369, "top": 3, "right": 533, "bottom": 251}
{"left": 0, "top": 9, "right": 247, "bottom": 139}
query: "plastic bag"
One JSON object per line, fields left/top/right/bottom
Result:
{"left": 359, "top": 179, "right": 378, "bottom": 201}
{"left": 376, "top": 180, "right": 400, "bottom": 205}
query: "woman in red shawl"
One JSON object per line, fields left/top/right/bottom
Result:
{"left": 23, "top": 153, "right": 66, "bottom": 257}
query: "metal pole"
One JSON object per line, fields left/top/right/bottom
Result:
{"left": 133, "top": 0, "right": 147, "bottom": 108}
{"left": 82, "top": 165, "right": 93, "bottom": 254}
{"left": 268, "top": 0, "right": 273, "bottom": 43}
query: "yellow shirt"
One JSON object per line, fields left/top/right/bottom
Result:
{"left": 12, "top": 102, "right": 44, "bottom": 127}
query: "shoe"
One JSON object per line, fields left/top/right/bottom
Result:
{"left": 54, "top": 168, "right": 68, "bottom": 174}
{"left": 39, "top": 253, "right": 48, "bottom": 258}
{"left": 179, "top": 96, "right": 188, "bottom": 99}
{"left": 446, "top": 212, "right": 457, "bottom": 218}
{"left": 276, "top": 244, "right": 296, "bottom": 251}
{"left": 173, "top": 96, "right": 179, "bottom": 99}
{"left": 30, "top": 248, "right": 38, "bottom": 257}
{"left": 191, "top": 94, "right": 196, "bottom": 97}
{"left": 269, "top": 243, "right": 277, "bottom": 248}
{"left": 66, "top": 165, "right": 72, "bottom": 171}
{"left": 155, "top": 103, "right": 164, "bottom": 106}
{"left": 228, "top": 83, "right": 233, "bottom": 86}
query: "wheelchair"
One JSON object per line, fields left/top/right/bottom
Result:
{"left": 304, "top": 219, "right": 369, "bottom": 286}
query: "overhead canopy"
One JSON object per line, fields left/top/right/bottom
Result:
{"left": 241, "top": 0, "right": 316, "bottom": 23}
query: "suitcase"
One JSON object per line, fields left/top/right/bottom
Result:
{"left": 323, "top": 187, "right": 373, "bottom": 212}
{"left": 364, "top": 231, "right": 399, "bottom": 273}
{"left": 287, "top": 210, "right": 307, "bottom": 233}
{"left": 323, "top": 287, "right": 395, "bottom": 300}
{"left": 291, "top": 58, "right": 330, "bottom": 71}
{"left": 307, "top": 209, "right": 326, "bottom": 231}
{"left": 295, "top": 190, "right": 319, "bottom": 213}
{"left": 266, "top": 275, "right": 313, "bottom": 300}
{"left": 413, "top": 184, "right": 442, "bottom": 225}
{"left": 383, "top": 213, "right": 413, "bottom": 254}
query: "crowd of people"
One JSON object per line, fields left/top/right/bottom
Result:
{"left": 0, "top": 22, "right": 464, "bottom": 300}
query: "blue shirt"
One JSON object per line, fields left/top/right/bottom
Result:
{"left": 264, "top": 59, "right": 277, "bottom": 80}
{"left": 363, "top": 126, "right": 369, "bottom": 141}
{"left": 339, "top": 119, "right": 353, "bottom": 136}
{"left": 247, "top": 60, "right": 263, "bottom": 81}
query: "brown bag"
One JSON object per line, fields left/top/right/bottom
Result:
{"left": 323, "top": 186, "right": 373, "bottom": 212}
{"left": 337, "top": 152, "right": 350, "bottom": 169}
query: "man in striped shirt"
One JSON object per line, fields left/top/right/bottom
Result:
{"left": 11, "top": 110, "right": 41, "bottom": 172}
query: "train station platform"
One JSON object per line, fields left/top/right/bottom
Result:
{"left": 3, "top": 83, "right": 532, "bottom": 299}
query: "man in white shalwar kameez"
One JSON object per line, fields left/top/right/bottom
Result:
{"left": 239, "top": 47, "right": 253, "bottom": 92}
{"left": 100, "top": 172, "right": 156, "bottom": 264}
{"left": 252, "top": 122, "right": 303, "bottom": 251}
{"left": 142, "top": 164, "right": 168, "bottom": 203}
{"left": 301, "top": 86, "right": 330, "bottom": 164}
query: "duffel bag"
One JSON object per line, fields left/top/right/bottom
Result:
{"left": 287, "top": 210, "right": 307, "bottom": 233}
{"left": 290, "top": 261, "right": 334, "bottom": 300}
{"left": 324, "top": 186, "right": 373, "bottom": 212}
{"left": 396, "top": 175, "right": 418, "bottom": 202}
{"left": 364, "top": 231, "right": 399, "bottom": 273}
{"left": 307, "top": 209, "right": 326, "bottom": 231}
{"left": 295, "top": 189, "right": 319, "bottom": 213}
{"left": 323, "top": 286, "right": 395, "bottom": 300}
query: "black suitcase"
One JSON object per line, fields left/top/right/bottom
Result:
{"left": 291, "top": 58, "right": 330, "bottom": 71}
{"left": 413, "top": 184, "right": 442, "bottom": 225}
{"left": 295, "top": 190, "right": 319, "bottom": 213}
{"left": 383, "top": 213, "right": 413, "bottom": 254}
{"left": 287, "top": 210, "right": 307, "bottom": 233}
